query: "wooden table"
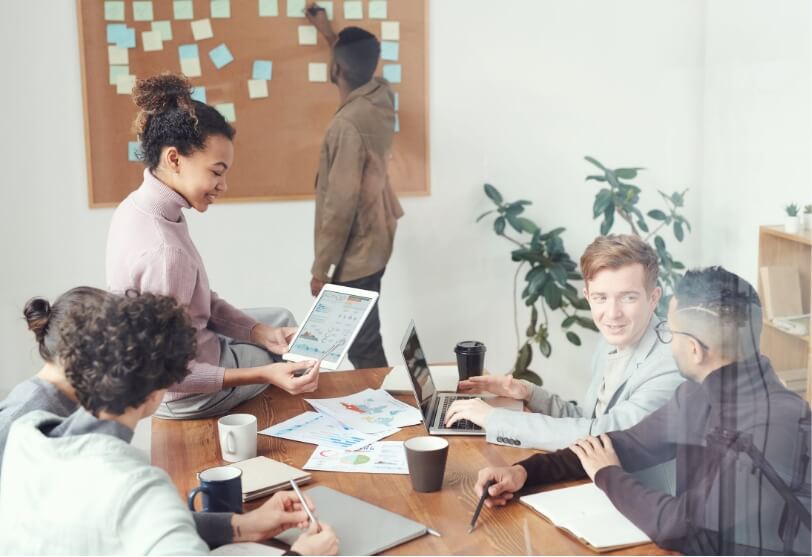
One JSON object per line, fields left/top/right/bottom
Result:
{"left": 152, "top": 368, "right": 671, "bottom": 556}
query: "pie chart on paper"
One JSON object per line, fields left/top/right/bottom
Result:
{"left": 340, "top": 454, "right": 371, "bottom": 465}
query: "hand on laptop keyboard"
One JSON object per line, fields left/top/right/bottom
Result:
{"left": 443, "top": 396, "right": 492, "bottom": 429}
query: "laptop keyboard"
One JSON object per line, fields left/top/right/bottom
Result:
{"left": 438, "top": 396, "right": 482, "bottom": 431}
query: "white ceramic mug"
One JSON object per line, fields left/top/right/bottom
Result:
{"left": 217, "top": 413, "right": 257, "bottom": 462}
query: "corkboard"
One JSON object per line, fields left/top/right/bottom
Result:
{"left": 77, "top": 0, "right": 429, "bottom": 207}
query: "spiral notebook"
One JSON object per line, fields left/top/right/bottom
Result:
{"left": 231, "top": 456, "right": 311, "bottom": 502}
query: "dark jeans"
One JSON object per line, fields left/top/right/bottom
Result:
{"left": 335, "top": 268, "right": 388, "bottom": 369}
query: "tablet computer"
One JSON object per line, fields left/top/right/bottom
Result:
{"left": 282, "top": 284, "right": 379, "bottom": 370}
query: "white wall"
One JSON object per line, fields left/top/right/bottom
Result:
{"left": 1, "top": 0, "right": 806, "bottom": 402}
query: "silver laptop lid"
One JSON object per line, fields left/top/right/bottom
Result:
{"left": 400, "top": 321, "right": 437, "bottom": 422}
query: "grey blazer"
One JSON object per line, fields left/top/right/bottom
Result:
{"left": 486, "top": 317, "right": 684, "bottom": 492}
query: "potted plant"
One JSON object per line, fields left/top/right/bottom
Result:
{"left": 785, "top": 204, "right": 800, "bottom": 234}
{"left": 803, "top": 205, "right": 812, "bottom": 230}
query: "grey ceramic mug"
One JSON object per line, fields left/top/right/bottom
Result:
{"left": 404, "top": 436, "right": 449, "bottom": 492}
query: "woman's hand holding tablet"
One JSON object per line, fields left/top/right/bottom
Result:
{"left": 250, "top": 323, "right": 298, "bottom": 355}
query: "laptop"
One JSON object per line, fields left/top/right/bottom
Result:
{"left": 400, "top": 321, "right": 522, "bottom": 436}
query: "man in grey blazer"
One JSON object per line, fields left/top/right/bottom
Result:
{"left": 445, "top": 235, "right": 683, "bottom": 491}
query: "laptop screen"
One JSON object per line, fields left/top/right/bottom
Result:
{"left": 400, "top": 321, "right": 436, "bottom": 419}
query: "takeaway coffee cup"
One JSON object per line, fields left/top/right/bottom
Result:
{"left": 404, "top": 436, "right": 449, "bottom": 492}
{"left": 454, "top": 341, "right": 486, "bottom": 381}
{"left": 218, "top": 413, "right": 257, "bottom": 463}
{"left": 187, "top": 465, "right": 243, "bottom": 513}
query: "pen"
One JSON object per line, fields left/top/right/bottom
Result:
{"left": 469, "top": 479, "right": 496, "bottom": 533}
{"left": 296, "top": 340, "right": 342, "bottom": 377}
{"left": 289, "top": 480, "right": 320, "bottom": 532}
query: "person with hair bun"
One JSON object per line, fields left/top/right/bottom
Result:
{"left": 106, "top": 73, "right": 320, "bottom": 419}
{"left": 0, "top": 286, "right": 110, "bottom": 468}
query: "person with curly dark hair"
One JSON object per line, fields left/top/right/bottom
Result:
{"left": 0, "top": 291, "right": 337, "bottom": 555}
{"left": 0, "top": 286, "right": 111, "bottom": 468}
{"left": 106, "top": 73, "right": 321, "bottom": 420}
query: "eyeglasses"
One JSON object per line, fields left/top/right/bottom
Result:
{"left": 655, "top": 320, "right": 710, "bottom": 351}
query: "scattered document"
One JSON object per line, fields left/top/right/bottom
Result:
{"left": 304, "top": 441, "right": 408, "bottom": 474}
{"left": 260, "top": 410, "right": 397, "bottom": 451}
{"left": 306, "top": 388, "right": 422, "bottom": 434}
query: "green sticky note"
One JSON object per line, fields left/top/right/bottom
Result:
{"left": 287, "top": 0, "right": 305, "bottom": 17}
{"left": 215, "top": 102, "right": 236, "bottom": 122}
{"left": 320, "top": 1, "right": 333, "bottom": 19}
{"left": 343, "top": 0, "right": 362, "bottom": 20}
{"left": 174, "top": 0, "right": 194, "bottom": 20}
{"left": 258, "top": 0, "right": 278, "bottom": 16}
{"left": 104, "top": 1, "right": 125, "bottom": 21}
{"left": 128, "top": 141, "right": 141, "bottom": 162}
{"left": 369, "top": 0, "right": 387, "bottom": 19}
{"left": 133, "top": 1, "right": 154, "bottom": 21}
{"left": 151, "top": 21, "right": 173, "bottom": 41}
{"left": 211, "top": 0, "right": 230, "bottom": 18}
{"left": 109, "top": 64, "right": 129, "bottom": 85}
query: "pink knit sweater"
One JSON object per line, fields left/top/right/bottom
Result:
{"left": 106, "top": 170, "right": 258, "bottom": 398}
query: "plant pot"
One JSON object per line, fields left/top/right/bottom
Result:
{"left": 804, "top": 213, "right": 812, "bottom": 230}
{"left": 785, "top": 216, "right": 800, "bottom": 234}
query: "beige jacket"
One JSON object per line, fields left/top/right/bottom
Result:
{"left": 312, "top": 78, "right": 404, "bottom": 282}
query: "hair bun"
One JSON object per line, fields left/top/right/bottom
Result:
{"left": 24, "top": 297, "right": 52, "bottom": 342}
{"left": 132, "top": 73, "right": 195, "bottom": 137}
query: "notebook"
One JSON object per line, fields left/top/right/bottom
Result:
{"left": 520, "top": 483, "right": 650, "bottom": 552}
{"left": 231, "top": 456, "right": 311, "bottom": 502}
{"left": 274, "top": 486, "right": 428, "bottom": 555}
{"left": 381, "top": 364, "right": 459, "bottom": 394}
{"left": 210, "top": 542, "right": 284, "bottom": 555}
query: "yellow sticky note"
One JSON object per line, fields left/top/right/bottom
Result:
{"left": 108, "top": 45, "right": 129, "bottom": 65}
{"left": 369, "top": 0, "right": 387, "bottom": 19}
{"left": 142, "top": 30, "right": 163, "bottom": 51}
{"left": 191, "top": 18, "right": 214, "bottom": 41}
{"left": 133, "top": 1, "right": 154, "bottom": 21}
{"left": 151, "top": 21, "right": 173, "bottom": 41}
{"left": 381, "top": 20, "right": 399, "bottom": 40}
{"left": 343, "top": 0, "right": 362, "bottom": 20}
{"left": 180, "top": 57, "right": 202, "bottom": 77}
{"left": 308, "top": 62, "right": 327, "bottom": 82}
{"left": 215, "top": 103, "right": 236, "bottom": 122}
{"left": 298, "top": 25, "right": 317, "bottom": 45}
{"left": 104, "top": 1, "right": 125, "bottom": 21}
{"left": 248, "top": 79, "right": 269, "bottom": 99}
{"left": 116, "top": 74, "right": 136, "bottom": 95}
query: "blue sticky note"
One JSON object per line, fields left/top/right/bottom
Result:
{"left": 209, "top": 43, "right": 234, "bottom": 69}
{"left": 107, "top": 23, "right": 134, "bottom": 48}
{"left": 383, "top": 64, "right": 401, "bottom": 84}
{"left": 381, "top": 41, "right": 398, "bottom": 61}
{"left": 393, "top": 92, "right": 399, "bottom": 111}
{"left": 128, "top": 141, "right": 141, "bottom": 162}
{"left": 252, "top": 60, "right": 273, "bottom": 80}
{"left": 191, "top": 87, "right": 207, "bottom": 103}
{"left": 179, "top": 44, "right": 199, "bottom": 60}
{"left": 394, "top": 114, "right": 400, "bottom": 133}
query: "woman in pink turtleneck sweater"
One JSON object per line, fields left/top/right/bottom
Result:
{"left": 106, "top": 74, "right": 320, "bottom": 418}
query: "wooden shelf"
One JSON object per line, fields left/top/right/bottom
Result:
{"left": 760, "top": 225, "right": 812, "bottom": 246}
{"left": 763, "top": 320, "right": 810, "bottom": 344}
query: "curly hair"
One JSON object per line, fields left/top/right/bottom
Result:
{"left": 132, "top": 73, "right": 235, "bottom": 170}
{"left": 57, "top": 292, "right": 197, "bottom": 416}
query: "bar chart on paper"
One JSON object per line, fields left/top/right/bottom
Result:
{"left": 259, "top": 411, "right": 397, "bottom": 451}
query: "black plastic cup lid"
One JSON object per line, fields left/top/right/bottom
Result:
{"left": 455, "top": 341, "right": 486, "bottom": 354}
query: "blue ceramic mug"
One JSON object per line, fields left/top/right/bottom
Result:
{"left": 188, "top": 465, "right": 243, "bottom": 513}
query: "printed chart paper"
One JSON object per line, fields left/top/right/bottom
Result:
{"left": 304, "top": 442, "right": 408, "bottom": 474}
{"left": 259, "top": 411, "right": 397, "bottom": 451}
{"left": 306, "top": 388, "right": 422, "bottom": 434}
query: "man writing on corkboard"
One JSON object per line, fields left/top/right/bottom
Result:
{"left": 305, "top": 3, "right": 403, "bottom": 369}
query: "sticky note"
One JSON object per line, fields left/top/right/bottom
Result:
{"left": 381, "top": 20, "right": 399, "bottom": 40}
{"left": 258, "top": 0, "right": 278, "bottom": 16}
{"left": 298, "top": 25, "right": 317, "bottom": 45}
{"left": 215, "top": 102, "right": 236, "bottom": 122}
{"left": 180, "top": 57, "right": 202, "bottom": 77}
{"left": 174, "top": 0, "right": 194, "bottom": 20}
{"left": 369, "top": 0, "right": 387, "bottom": 19}
{"left": 248, "top": 79, "right": 269, "bottom": 99}
{"left": 179, "top": 43, "right": 199, "bottom": 60}
{"left": 394, "top": 113, "right": 400, "bottom": 133}
{"left": 142, "top": 30, "right": 163, "bottom": 51}
{"left": 211, "top": 0, "right": 230, "bottom": 18}
{"left": 128, "top": 141, "right": 140, "bottom": 162}
{"left": 116, "top": 74, "right": 136, "bottom": 95}
{"left": 133, "top": 1, "right": 154, "bottom": 21}
{"left": 191, "top": 87, "right": 207, "bottom": 103}
{"left": 191, "top": 18, "right": 214, "bottom": 40}
{"left": 107, "top": 24, "right": 135, "bottom": 48}
{"left": 393, "top": 92, "right": 399, "bottom": 111}
{"left": 151, "top": 21, "right": 173, "bottom": 41}
{"left": 380, "top": 40, "right": 398, "bottom": 61}
{"left": 308, "top": 62, "right": 327, "bottom": 82}
{"left": 109, "top": 64, "right": 129, "bottom": 85}
{"left": 209, "top": 43, "right": 234, "bottom": 69}
{"left": 383, "top": 64, "right": 401, "bottom": 83}
{"left": 108, "top": 45, "right": 129, "bottom": 65}
{"left": 320, "top": 1, "right": 333, "bottom": 19}
{"left": 252, "top": 60, "right": 273, "bottom": 80}
{"left": 104, "top": 1, "right": 125, "bottom": 21}
{"left": 287, "top": 0, "right": 305, "bottom": 17}
{"left": 343, "top": 0, "right": 362, "bottom": 20}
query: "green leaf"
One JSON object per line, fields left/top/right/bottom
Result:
{"left": 541, "top": 227, "right": 566, "bottom": 239}
{"left": 576, "top": 316, "right": 599, "bottom": 332}
{"left": 673, "top": 221, "right": 684, "bottom": 242}
{"left": 506, "top": 213, "right": 524, "bottom": 234}
{"left": 586, "top": 175, "right": 608, "bottom": 182}
{"left": 550, "top": 265, "right": 568, "bottom": 285}
{"left": 562, "top": 315, "right": 576, "bottom": 328}
{"left": 543, "top": 280, "right": 563, "bottom": 310}
{"left": 504, "top": 204, "right": 525, "bottom": 216}
{"left": 517, "top": 217, "right": 540, "bottom": 234}
{"left": 476, "top": 210, "right": 495, "bottom": 223}
{"left": 539, "top": 338, "right": 552, "bottom": 358}
{"left": 647, "top": 209, "right": 668, "bottom": 221}
{"left": 512, "top": 370, "right": 542, "bottom": 386}
{"left": 515, "top": 343, "right": 532, "bottom": 373}
{"left": 530, "top": 305, "right": 538, "bottom": 329}
{"left": 571, "top": 297, "right": 591, "bottom": 310}
{"left": 654, "top": 235, "right": 666, "bottom": 252}
{"left": 584, "top": 156, "right": 607, "bottom": 171}
{"left": 494, "top": 216, "right": 505, "bottom": 235}
{"left": 614, "top": 167, "right": 644, "bottom": 179}
{"left": 566, "top": 331, "right": 582, "bottom": 346}
{"left": 605, "top": 170, "right": 620, "bottom": 189}
{"left": 637, "top": 219, "right": 649, "bottom": 233}
{"left": 672, "top": 261, "right": 685, "bottom": 270}
{"left": 600, "top": 204, "right": 615, "bottom": 235}
{"left": 593, "top": 189, "right": 613, "bottom": 218}
{"left": 484, "top": 183, "right": 503, "bottom": 205}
